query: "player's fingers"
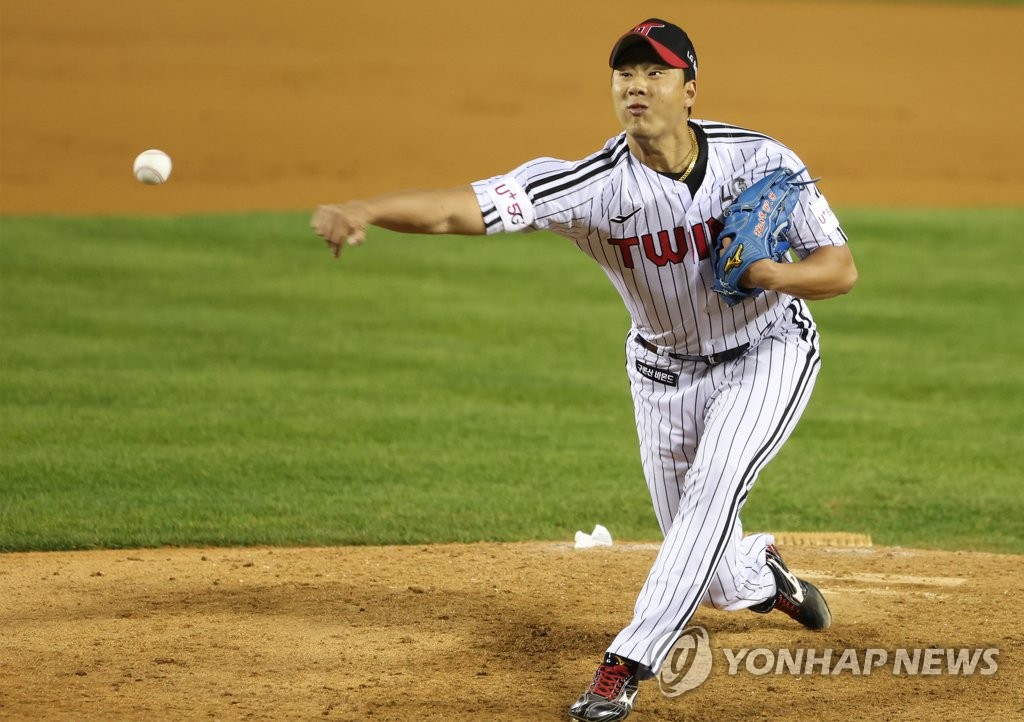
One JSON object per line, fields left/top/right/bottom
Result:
{"left": 327, "top": 215, "right": 353, "bottom": 246}
{"left": 311, "top": 206, "right": 333, "bottom": 235}
{"left": 310, "top": 206, "right": 342, "bottom": 241}
{"left": 311, "top": 205, "right": 363, "bottom": 257}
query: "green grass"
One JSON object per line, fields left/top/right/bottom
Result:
{"left": 1, "top": 210, "right": 1022, "bottom": 552}
{"left": 746, "top": 209, "right": 1024, "bottom": 552}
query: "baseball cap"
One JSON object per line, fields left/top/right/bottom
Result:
{"left": 609, "top": 18, "right": 697, "bottom": 74}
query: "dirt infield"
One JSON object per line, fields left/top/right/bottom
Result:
{"left": 2, "top": 543, "right": 1021, "bottom": 721}
{"left": 1, "top": 1, "right": 1022, "bottom": 215}
{"left": 1, "top": 1, "right": 1022, "bottom": 719}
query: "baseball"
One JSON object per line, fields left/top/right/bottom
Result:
{"left": 133, "top": 149, "right": 172, "bottom": 185}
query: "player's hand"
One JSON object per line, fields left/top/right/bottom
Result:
{"left": 310, "top": 203, "right": 371, "bottom": 258}
{"left": 717, "top": 235, "right": 775, "bottom": 290}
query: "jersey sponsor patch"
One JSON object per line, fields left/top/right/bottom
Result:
{"left": 483, "top": 176, "right": 535, "bottom": 232}
{"left": 809, "top": 195, "right": 840, "bottom": 236}
{"left": 635, "top": 360, "right": 679, "bottom": 387}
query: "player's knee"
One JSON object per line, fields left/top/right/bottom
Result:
{"left": 691, "top": 461, "right": 746, "bottom": 492}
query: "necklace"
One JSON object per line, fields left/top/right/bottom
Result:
{"left": 676, "top": 126, "right": 700, "bottom": 182}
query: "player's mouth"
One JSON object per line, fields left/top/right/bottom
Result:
{"left": 627, "top": 103, "right": 648, "bottom": 116}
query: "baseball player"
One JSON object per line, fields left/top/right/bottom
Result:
{"left": 311, "top": 18, "right": 857, "bottom": 721}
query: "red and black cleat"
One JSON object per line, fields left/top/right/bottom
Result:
{"left": 568, "top": 653, "right": 640, "bottom": 722}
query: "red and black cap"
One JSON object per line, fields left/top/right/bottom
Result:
{"left": 609, "top": 18, "right": 697, "bottom": 74}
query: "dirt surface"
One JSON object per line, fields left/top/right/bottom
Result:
{"left": 2, "top": 1, "right": 1022, "bottom": 720}
{"left": 1, "top": 1, "right": 1022, "bottom": 215}
{"left": 1, "top": 543, "right": 1021, "bottom": 721}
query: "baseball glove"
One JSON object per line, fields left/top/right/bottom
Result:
{"left": 712, "top": 167, "right": 816, "bottom": 305}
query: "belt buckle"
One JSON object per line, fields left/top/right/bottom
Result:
{"left": 705, "top": 352, "right": 722, "bottom": 366}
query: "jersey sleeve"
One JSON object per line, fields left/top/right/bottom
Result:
{"left": 780, "top": 156, "right": 849, "bottom": 259}
{"left": 471, "top": 158, "right": 581, "bottom": 237}
{"left": 471, "top": 140, "right": 623, "bottom": 237}
{"left": 472, "top": 169, "right": 540, "bottom": 235}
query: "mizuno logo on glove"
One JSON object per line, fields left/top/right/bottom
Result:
{"left": 723, "top": 245, "right": 743, "bottom": 273}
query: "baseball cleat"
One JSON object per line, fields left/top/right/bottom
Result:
{"left": 568, "top": 653, "right": 639, "bottom": 722}
{"left": 751, "top": 544, "right": 832, "bottom": 630}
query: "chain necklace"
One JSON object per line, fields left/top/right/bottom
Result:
{"left": 676, "top": 126, "right": 700, "bottom": 182}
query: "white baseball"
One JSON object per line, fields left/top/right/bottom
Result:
{"left": 133, "top": 149, "right": 173, "bottom": 185}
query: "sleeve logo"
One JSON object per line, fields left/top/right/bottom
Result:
{"left": 484, "top": 176, "right": 535, "bottom": 232}
{"left": 809, "top": 195, "right": 840, "bottom": 236}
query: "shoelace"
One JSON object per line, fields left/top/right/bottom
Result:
{"left": 765, "top": 547, "right": 804, "bottom": 618}
{"left": 589, "top": 663, "right": 632, "bottom": 700}
{"left": 775, "top": 595, "right": 801, "bottom": 617}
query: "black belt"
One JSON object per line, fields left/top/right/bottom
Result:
{"left": 633, "top": 334, "right": 750, "bottom": 366}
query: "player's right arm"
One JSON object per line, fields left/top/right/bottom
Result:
{"left": 311, "top": 186, "right": 484, "bottom": 258}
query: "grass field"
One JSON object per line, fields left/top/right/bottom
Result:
{"left": 1, "top": 210, "right": 1021, "bottom": 553}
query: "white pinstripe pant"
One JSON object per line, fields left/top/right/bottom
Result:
{"left": 610, "top": 300, "right": 821, "bottom": 675}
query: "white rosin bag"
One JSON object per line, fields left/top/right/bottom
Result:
{"left": 574, "top": 524, "right": 613, "bottom": 549}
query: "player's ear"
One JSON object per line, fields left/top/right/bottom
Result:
{"left": 683, "top": 78, "right": 697, "bottom": 113}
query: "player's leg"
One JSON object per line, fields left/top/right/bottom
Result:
{"left": 609, "top": 302, "right": 822, "bottom": 674}
{"left": 626, "top": 335, "right": 703, "bottom": 536}
{"left": 627, "top": 334, "right": 777, "bottom": 612}
{"left": 569, "top": 305, "right": 822, "bottom": 720}
{"left": 569, "top": 334, "right": 705, "bottom": 722}
{"left": 701, "top": 520, "right": 776, "bottom": 611}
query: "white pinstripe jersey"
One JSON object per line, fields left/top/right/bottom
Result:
{"left": 472, "top": 119, "right": 848, "bottom": 355}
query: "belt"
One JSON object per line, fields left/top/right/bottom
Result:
{"left": 633, "top": 334, "right": 750, "bottom": 366}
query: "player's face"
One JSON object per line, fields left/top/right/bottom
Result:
{"left": 611, "top": 62, "right": 696, "bottom": 141}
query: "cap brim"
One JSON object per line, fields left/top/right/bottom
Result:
{"left": 609, "top": 33, "right": 689, "bottom": 69}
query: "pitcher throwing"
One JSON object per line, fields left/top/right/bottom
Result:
{"left": 311, "top": 18, "right": 857, "bottom": 721}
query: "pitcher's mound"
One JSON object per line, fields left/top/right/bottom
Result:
{"left": 1, "top": 541, "right": 1018, "bottom": 721}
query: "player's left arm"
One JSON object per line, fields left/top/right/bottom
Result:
{"left": 745, "top": 244, "right": 858, "bottom": 300}
{"left": 739, "top": 162, "right": 858, "bottom": 301}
